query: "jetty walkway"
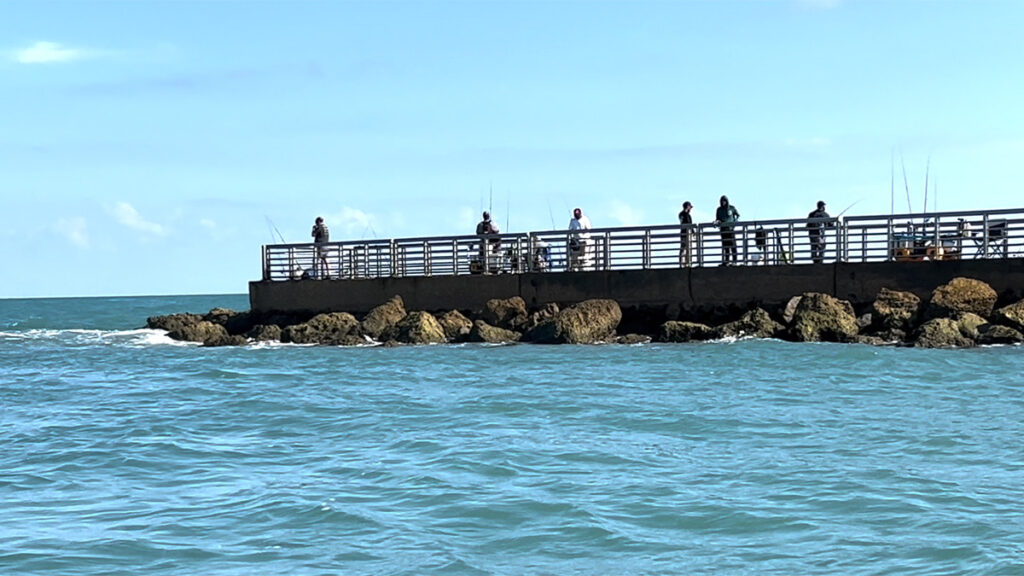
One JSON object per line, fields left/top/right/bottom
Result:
{"left": 261, "top": 208, "right": 1022, "bottom": 281}
{"left": 251, "top": 208, "right": 1024, "bottom": 317}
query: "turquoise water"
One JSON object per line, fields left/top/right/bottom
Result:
{"left": 2, "top": 296, "right": 1024, "bottom": 575}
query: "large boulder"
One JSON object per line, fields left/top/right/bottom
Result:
{"left": 789, "top": 292, "right": 859, "bottom": 342}
{"left": 483, "top": 297, "right": 528, "bottom": 331}
{"left": 614, "top": 334, "right": 651, "bottom": 345}
{"left": 468, "top": 320, "right": 521, "bottom": 343}
{"left": 523, "top": 299, "right": 621, "bottom": 344}
{"left": 246, "top": 324, "right": 282, "bottom": 342}
{"left": 660, "top": 321, "right": 715, "bottom": 342}
{"left": 360, "top": 295, "right": 407, "bottom": 340}
{"left": 147, "top": 312, "right": 203, "bottom": 333}
{"left": 521, "top": 303, "right": 560, "bottom": 332}
{"left": 203, "top": 307, "right": 254, "bottom": 335}
{"left": 913, "top": 318, "right": 975, "bottom": 348}
{"left": 203, "top": 334, "right": 248, "bottom": 347}
{"left": 991, "top": 300, "right": 1024, "bottom": 332}
{"left": 282, "top": 312, "right": 360, "bottom": 345}
{"left": 168, "top": 320, "right": 228, "bottom": 344}
{"left": 389, "top": 311, "right": 446, "bottom": 344}
{"left": 871, "top": 288, "right": 921, "bottom": 333}
{"left": 977, "top": 325, "right": 1024, "bottom": 345}
{"left": 437, "top": 310, "right": 473, "bottom": 341}
{"left": 926, "top": 277, "right": 997, "bottom": 319}
{"left": 955, "top": 312, "right": 988, "bottom": 340}
{"left": 714, "top": 308, "right": 783, "bottom": 339}
{"left": 782, "top": 295, "right": 802, "bottom": 325}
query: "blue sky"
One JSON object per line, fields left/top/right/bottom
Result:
{"left": 1, "top": 0, "right": 1021, "bottom": 298}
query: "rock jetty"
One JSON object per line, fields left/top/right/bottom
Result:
{"left": 147, "top": 277, "right": 1024, "bottom": 348}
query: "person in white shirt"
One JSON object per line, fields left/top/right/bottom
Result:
{"left": 568, "top": 207, "right": 592, "bottom": 271}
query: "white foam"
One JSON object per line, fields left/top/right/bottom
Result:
{"left": 0, "top": 327, "right": 194, "bottom": 347}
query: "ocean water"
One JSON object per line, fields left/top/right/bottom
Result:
{"left": 2, "top": 295, "right": 1023, "bottom": 575}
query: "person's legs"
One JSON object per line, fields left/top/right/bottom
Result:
{"left": 721, "top": 229, "right": 735, "bottom": 264}
{"left": 679, "top": 233, "right": 690, "bottom": 266}
{"left": 317, "top": 246, "right": 331, "bottom": 278}
{"left": 810, "top": 234, "right": 824, "bottom": 264}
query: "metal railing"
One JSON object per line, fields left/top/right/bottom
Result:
{"left": 261, "top": 207, "right": 1024, "bottom": 281}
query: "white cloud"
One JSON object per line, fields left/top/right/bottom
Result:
{"left": 607, "top": 201, "right": 645, "bottom": 227}
{"left": 110, "top": 202, "right": 165, "bottom": 236}
{"left": 13, "top": 41, "right": 91, "bottom": 64}
{"left": 200, "top": 218, "right": 217, "bottom": 231}
{"left": 56, "top": 217, "right": 89, "bottom": 248}
{"left": 327, "top": 206, "right": 380, "bottom": 238}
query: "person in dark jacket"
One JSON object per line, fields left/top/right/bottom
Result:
{"left": 714, "top": 195, "right": 740, "bottom": 265}
{"left": 806, "top": 200, "right": 833, "bottom": 264}
{"left": 678, "top": 201, "right": 694, "bottom": 266}
{"left": 475, "top": 211, "right": 501, "bottom": 271}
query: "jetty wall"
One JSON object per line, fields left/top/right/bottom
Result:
{"left": 249, "top": 259, "right": 1024, "bottom": 319}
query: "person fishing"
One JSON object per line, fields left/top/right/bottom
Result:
{"left": 678, "top": 201, "right": 694, "bottom": 266}
{"left": 714, "top": 195, "right": 740, "bottom": 265}
{"left": 806, "top": 200, "right": 833, "bottom": 264}
{"left": 568, "top": 207, "right": 592, "bottom": 271}
{"left": 311, "top": 216, "right": 331, "bottom": 279}
{"left": 475, "top": 211, "right": 501, "bottom": 272}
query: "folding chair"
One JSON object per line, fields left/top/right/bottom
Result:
{"left": 973, "top": 219, "right": 1008, "bottom": 257}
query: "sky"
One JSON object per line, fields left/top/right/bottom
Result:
{"left": 1, "top": 0, "right": 1022, "bottom": 298}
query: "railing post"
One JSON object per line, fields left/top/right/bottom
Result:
{"left": 603, "top": 232, "right": 610, "bottom": 271}
{"left": 424, "top": 241, "right": 431, "bottom": 276}
{"left": 526, "top": 235, "right": 535, "bottom": 272}
{"left": 981, "top": 213, "right": 989, "bottom": 257}
{"left": 787, "top": 223, "right": 795, "bottom": 263}
{"left": 886, "top": 219, "right": 893, "bottom": 262}
{"left": 696, "top": 226, "right": 704, "bottom": 267}
{"left": 741, "top": 224, "right": 748, "bottom": 265}
{"left": 643, "top": 229, "right": 651, "bottom": 269}
{"left": 262, "top": 246, "right": 269, "bottom": 280}
{"left": 452, "top": 239, "right": 460, "bottom": 276}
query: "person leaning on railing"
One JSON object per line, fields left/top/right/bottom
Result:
{"left": 714, "top": 195, "right": 740, "bottom": 265}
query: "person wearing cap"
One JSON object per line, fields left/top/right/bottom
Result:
{"left": 475, "top": 211, "right": 501, "bottom": 271}
{"left": 568, "top": 207, "right": 592, "bottom": 271}
{"left": 678, "top": 201, "right": 694, "bottom": 266}
{"left": 311, "top": 216, "right": 331, "bottom": 279}
{"left": 806, "top": 200, "right": 833, "bottom": 264}
{"left": 714, "top": 195, "right": 740, "bottom": 265}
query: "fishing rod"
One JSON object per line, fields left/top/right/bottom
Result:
{"left": 923, "top": 155, "right": 931, "bottom": 214}
{"left": 264, "top": 216, "right": 286, "bottom": 244}
{"left": 899, "top": 152, "right": 912, "bottom": 214}
{"left": 890, "top": 149, "right": 894, "bottom": 216}
{"left": 836, "top": 199, "right": 862, "bottom": 219}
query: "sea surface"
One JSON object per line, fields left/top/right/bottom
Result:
{"left": 2, "top": 295, "right": 1024, "bottom": 575}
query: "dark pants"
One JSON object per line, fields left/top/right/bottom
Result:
{"left": 810, "top": 232, "right": 825, "bottom": 264}
{"left": 720, "top": 228, "right": 736, "bottom": 264}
